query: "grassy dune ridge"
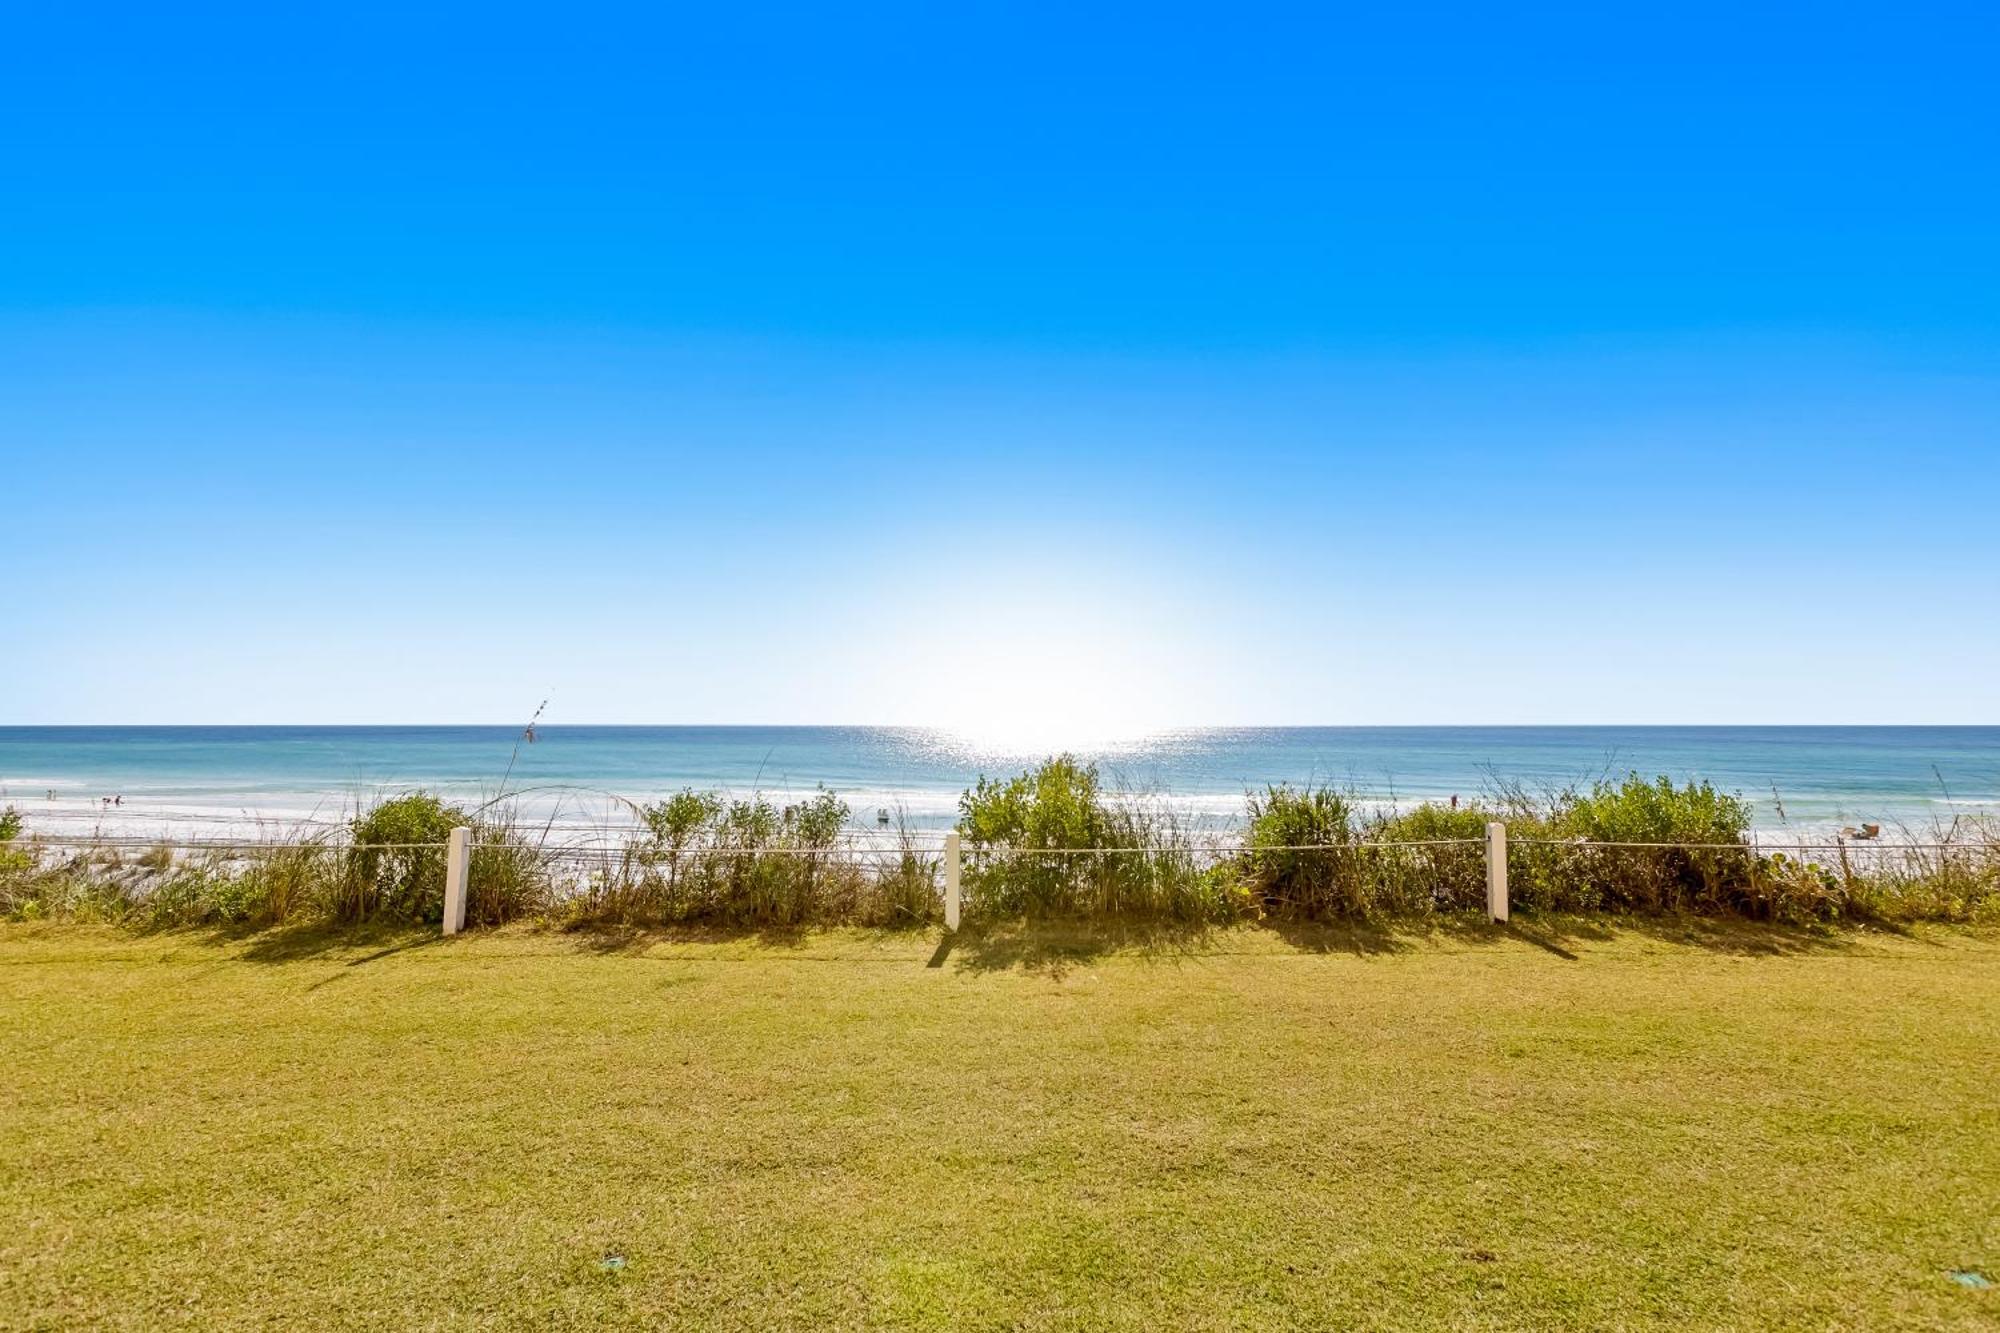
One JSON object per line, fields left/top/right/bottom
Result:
{"left": 2, "top": 921, "right": 1996, "bottom": 1329}
{"left": 4, "top": 761, "right": 1996, "bottom": 930}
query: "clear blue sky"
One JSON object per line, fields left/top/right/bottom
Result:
{"left": 5, "top": 3, "right": 1997, "bottom": 730}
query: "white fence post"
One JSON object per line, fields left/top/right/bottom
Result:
{"left": 1485, "top": 820, "right": 1509, "bottom": 923}
{"left": 443, "top": 825, "right": 471, "bottom": 936}
{"left": 943, "top": 830, "right": 961, "bottom": 931}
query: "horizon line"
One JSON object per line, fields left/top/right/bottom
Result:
{"left": 6, "top": 722, "right": 1999, "bottom": 731}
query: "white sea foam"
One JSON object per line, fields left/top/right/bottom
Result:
{"left": 15, "top": 787, "right": 1983, "bottom": 850}
{"left": 6, "top": 727, "right": 1996, "bottom": 849}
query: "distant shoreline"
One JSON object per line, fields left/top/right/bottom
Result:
{"left": 5, "top": 724, "right": 1999, "bottom": 841}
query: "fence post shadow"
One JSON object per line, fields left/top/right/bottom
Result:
{"left": 1500, "top": 920, "right": 1579, "bottom": 960}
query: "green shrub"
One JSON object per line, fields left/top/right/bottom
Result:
{"left": 958, "top": 756, "right": 1112, "bottom": 850}
{"left": 1370, "top": 803, "right": 1492, "bottom": 844}
{"left": 1555, "top": 774, "right": 1751, "bottom": 846}
{"left": 1554, "top": 775, "right": 1753, "bottom": 913}
{"left": 1363, "top": 803, "right": 1494, "bottom": 913}
{"left": 586, "top": 787, "right": 860, "bottom": 925}
{"left": 714, "top": 790, "right": 850, "bottom": 923}
{"left": 1499, "top": 774, "right": 1838, "bottom": 917}
{"left": 1242, "top": 785, "right": 1376, "bottom": 917}
{"left": 343, "top": 792, "right": 466, "bottom": 923}
{"left": 0, "top": 807, "right": 31, "bottom": 895}
{"left": 958, "top": 756, "right": 1120, "bottom": 916}
{"left": 1239, "top": 787, "right": 1490, "bottom": 919}
{"left": 956, "top": 757, "right": 1234, "bottom": 920}
{"left": 642, "top": 790, "right": 725, "bottom": 851}
{"left": 1741, "top": 851, "right": 1850, "bottom": 922}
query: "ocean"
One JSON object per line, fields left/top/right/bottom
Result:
{"left": 3, "top": 726, "right": 1998, "bottom": 842}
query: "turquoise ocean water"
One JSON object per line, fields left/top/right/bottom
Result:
{"left": 3, "top": 726, "right": 1998, "bottom": 840}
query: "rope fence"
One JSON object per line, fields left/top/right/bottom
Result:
{"left": 11, "top": 833, "right": 1981, "bottom": 854}
{"left": 7, "top": 820, "right": 1992, "bottom": 936}
{"left": 12, "top": 835, "right": 459, "bottom": 852}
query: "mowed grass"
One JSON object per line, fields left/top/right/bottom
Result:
{"left": 2, "top": 921, "right": 1997, "bottom": 1331}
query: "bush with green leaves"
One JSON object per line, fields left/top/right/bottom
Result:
{"left": 1240, "top": 785, "right": 1363, "bottom": 916}
{"left": 1237, "top": 787, "right": 1489, "bottom": 919}
{"left": 1361, "top": 803, "right": 1494, "bottom": 913}
{"left": 957, "top": 756, "right": 1118, "bottom": 916}
{"left": 1498, "top": 773, "right": 1858, "bottom": 917}
{"left": 1555, "top": 774, "right": 1750, "bottom": 846}
{"left": 0, "top": 807, "right": 28, "bottom": 889}
{"left": 338, "top": 793, "right": 466, "bottom": 922}
{"left": 956, "top": 757, "right": 1236, "bottom": 919}
{"left": 590, "top": 787, "right": 863, "bottom": 925}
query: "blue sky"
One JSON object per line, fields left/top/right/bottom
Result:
{"left": 4, "top": 2, "right": 1997, "bottom": 730}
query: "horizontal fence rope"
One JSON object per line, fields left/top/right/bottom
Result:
{"left": 10, "top": 835, "right": 453, "bottom": 851}
{"left": 474, "top": 840, "right": 1489, "bottom": 858}
{"left": 957, "top": 840, "right": 1485, "bottom": 855}
{"left": 511, "top": 846, "right": 943, "bottom": 860}
{"left": 1507, "top": 839, "right": 1982, "bottom": 851}
{"left": 20, "top": 833, "right": 1980, "bottom": 856}
{"left": 13, "top": 833, "right": 1471, "bottom": 856}
{"left": 12, "top": 809, "right": 352, "bottom": 826}
{"left": 12, "top": 804, "right": 660, "bottom": 825}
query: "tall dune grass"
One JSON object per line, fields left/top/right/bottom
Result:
{"left": 558, "top": 788, "right": 934, "bottom": 926}
{"left": 0, "top": 793, "right": 555, "bottom": 929}
{"left": 3, "top": 768, "right": 1996, "bottom": 931}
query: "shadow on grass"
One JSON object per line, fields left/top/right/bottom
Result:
{"left": 1500, "top": 921, "right": 1583, "bottom": 960}
{"left": 1260, "top": 916, "right": 1418, "bottom": 958}
{"left": 949, "top": 918, "right": 1228, "bottom": 977}
{"left": 948, "top": 915, "right": 1538, "bottom": 975}
{"left": 552, "top": 919, "right": 1209, "bottom": 976}
{"left": 564, "top": 920, "right": 827, "bottom": 956}
{"left": 1433, "top": 912, "right": 1897, "bottom": 958}
{"left": 558, "top": 919, "right": 955, "bottom": 960}
{"left": 950, "top": 911, "right": 1895, "bottom": 973}
{"left": 207, "top": 921, "right": 443, "bottom": 966}
{"left": 129, "top": 908, "right": 1938, "bottom": 976}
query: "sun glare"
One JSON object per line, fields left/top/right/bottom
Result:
{"left": 873, "top": 559, "right": 1206, "bottom": 757}
{"left": 937, "top": 701, "right": 1160, "bottom": 759}
{"left": 920, "top": 643, "right": 1175, "bottom": 758}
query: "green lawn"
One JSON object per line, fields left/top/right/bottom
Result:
{"left": 2, "top": 920, "right": 1996, "bottom": 1330}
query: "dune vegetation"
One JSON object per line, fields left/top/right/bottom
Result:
{"left": 2, "top": 760, "right": 1996, "bottom": 932}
